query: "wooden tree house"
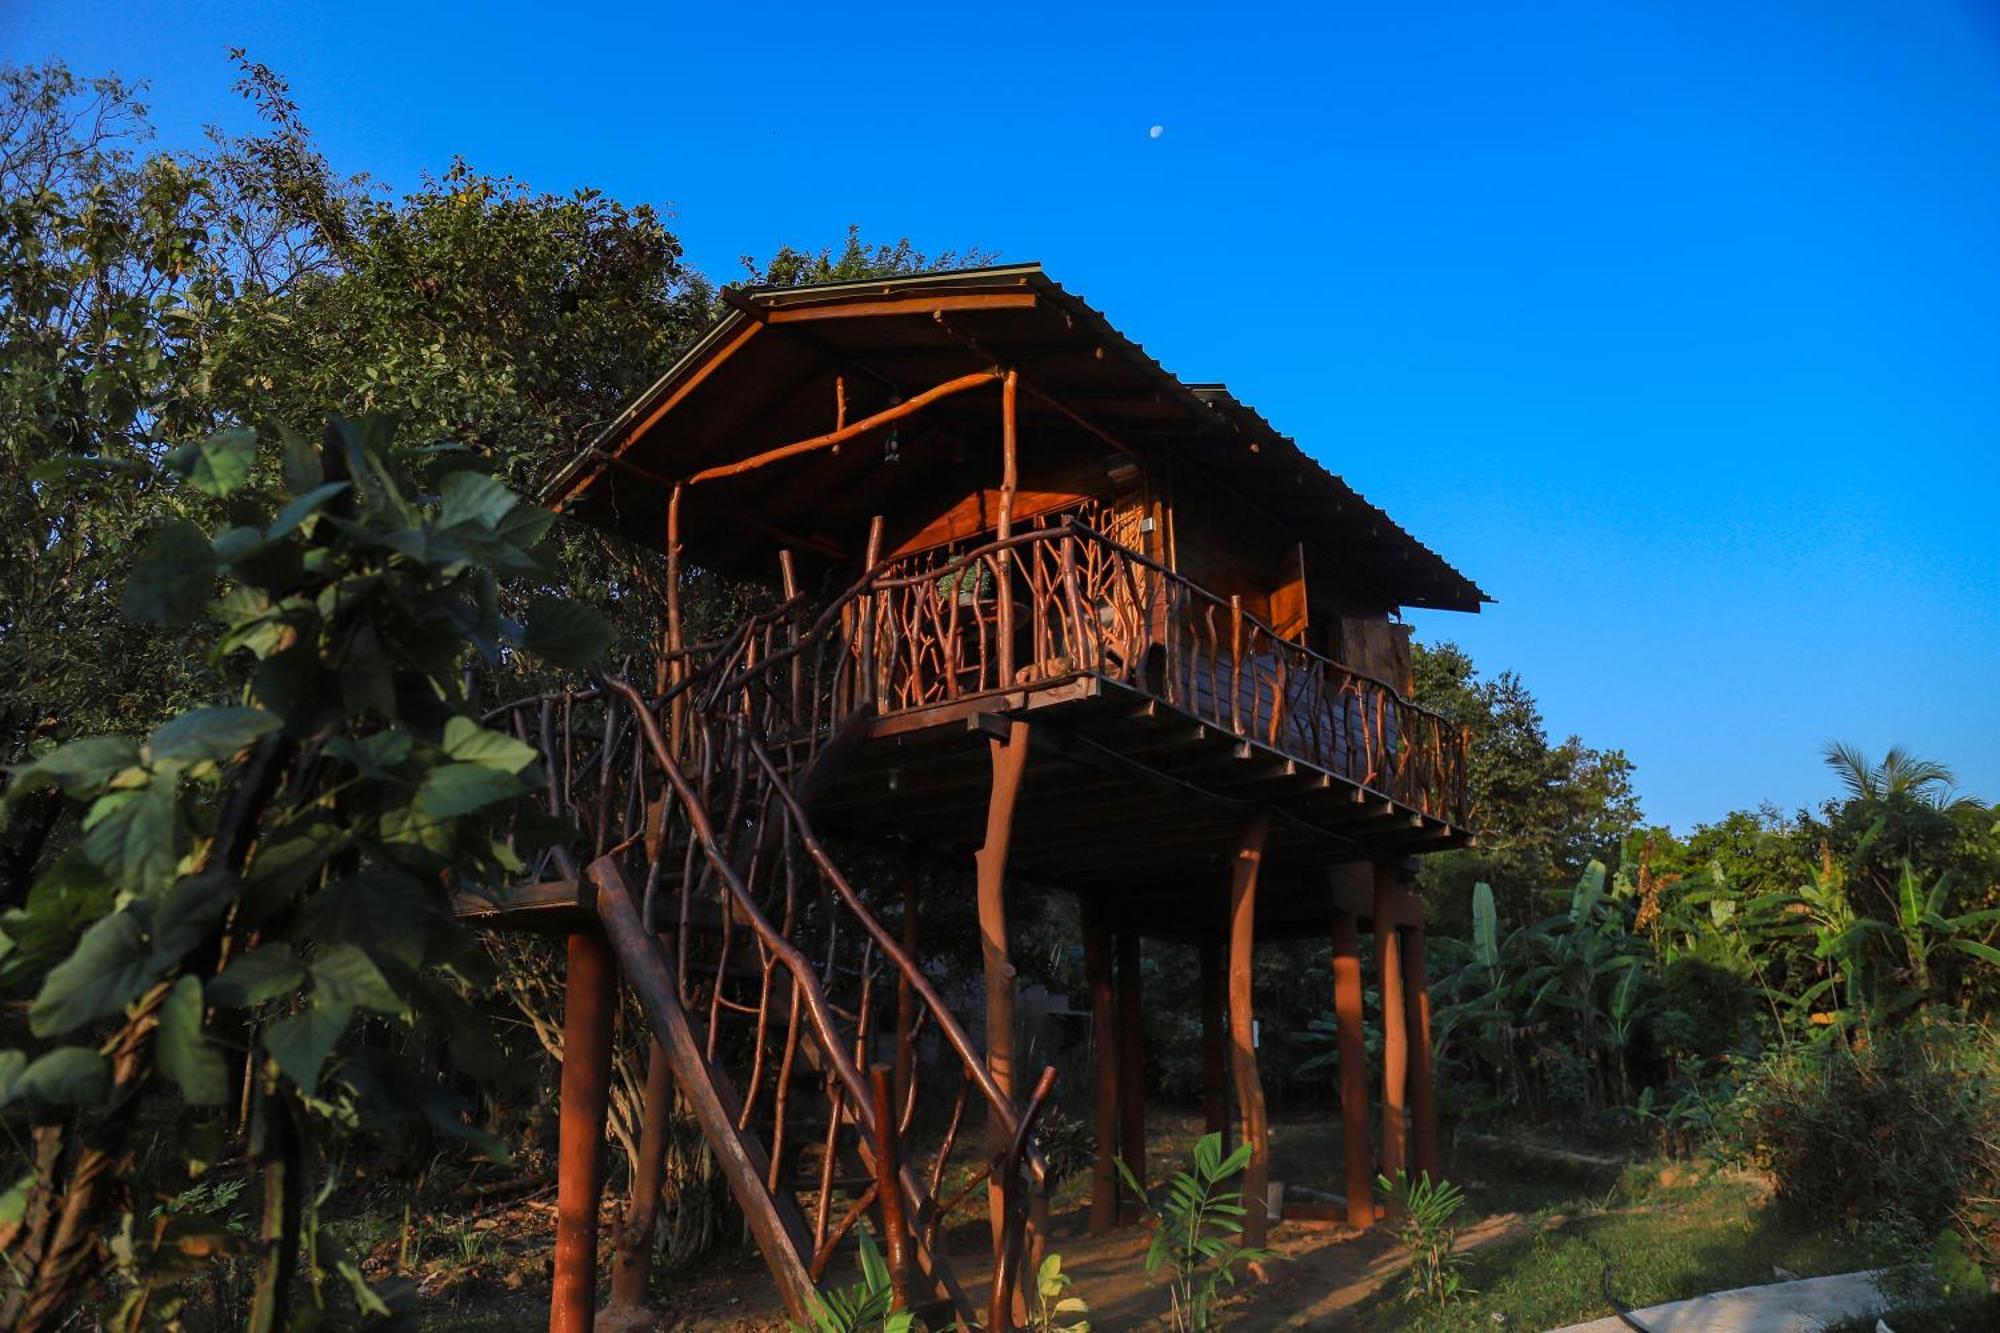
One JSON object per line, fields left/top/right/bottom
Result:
{"left": 474, "top": 265, "right": 1487, "bottom": 1330}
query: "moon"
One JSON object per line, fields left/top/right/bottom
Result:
{"left": 1149, "top": 125, "right": 1164, "bottom": 140}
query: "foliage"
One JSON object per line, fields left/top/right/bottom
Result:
{"left": 1378, "top": 1171, "right": 1471, "bottom": 1309}
{"left": 1731, "top": 1020, "right": 1999, "bottom": 1272}
{"left": 785, "top": 1233, "right": 912, "bottom": 1333}
{"left": 1115, "top": 1132, "right": 1270, "bottom": 1333}
{"left": 1026, "top": 1252, "right": 1090, "bottom": 1333}
{"left": 0, "top": 416, "right": 612, "bottom": 1325}
{"left": 740, "top": 224, "right": 997, "bottom": 289}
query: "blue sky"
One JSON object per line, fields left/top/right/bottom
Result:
{"left": 7, "top": 1, "right": 1997, "bottom": 830}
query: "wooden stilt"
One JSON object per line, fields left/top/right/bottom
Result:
{"left": 1228, "top": 809, "right": 1274, "bottom": 1251}
{"left": 1082, "top": 898, "right": 1120, "bottom": 1234}
{"left": 974, "top": 718, "right": 1031, "bottom": 1256}
{"left": 1199, "top": 940, "right": 1230, "bottom": 1149}
{"left": 1405, "top": 917, "right": 1440, "bottom": 1181}
{"left": 1374, "top": 865, "right": 1408, "bottom": 1200}
{"left": 1330, "top": 909, "right": 1374, "bottom": 1230}
{"left": 551, "top": 928, "right": 616, "bottom": 1333}
{"left": 1115, "top": 930, "right": 1146, "bottom": 1214}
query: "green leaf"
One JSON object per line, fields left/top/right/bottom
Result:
{"left": 0, "top": 1051, "right": 24, "bottom": 1104}
{"left": 211, "top": 944, "right": 307, "bottom": 1007}
{"left": 517, "top": 596, "right": 616, "bottom": 669}
{"left": 157, "top": 976, "right": 228, "bottom": 1105}
{"left": 30, "top": 911, "right": 157, "bottom": 1037}
{"left": 441, "top": 717, "right": 537, "bottom": 774}
{"left": 437, "top": 471, "right": 518, "bottom": 530}
{"left": 416, "top": 762, "right": 525, "bottom": 818}
{"left": 147, "top": 707, "right": 280, "bottom": 766}
{"left": 6, "top": 1046, "right": 110, "bottom": 1109}
{"left": 5, "top": 736, "right": 141, "bottom": 801}
{"left": 120, "top": 519, "right": 218, "bottom": 626}
{"left": 324, "top": 730, "right": 412, "bottom": 779}
{"left": 278, "top": 422, "right": 323, "bottom": 493}
{"left": 81, "top": 778, "right": 180, "bottom": 894}
{"left": 312, "top": 943, "right": 404, "bottom": 1015}
{"left": 148, "top": 872, "right": 237, "bottom": 968}
{"left": 267, "top": 481, "right": 351, "bottom": 541}
{"left": 264, "top": 1000, "right": 352, "bottom": 1091}
{"left": 165, "top": 427, "right": 256, "bottom": 498}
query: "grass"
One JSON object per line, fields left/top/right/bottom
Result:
{"left": 1353, "top": 1155, "right": 1888, "bottom": 1332}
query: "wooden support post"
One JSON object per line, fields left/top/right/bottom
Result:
{"left": 1115, "top": 930, "right": 1146, "bottom": 1215}
{"left": 1374, "top": 865, "right": 1408, "bottom": 1199}
{"left": 1082, "top": 897, "right": 1120, "bottom": 1235}
{"left": 551, "top": 928, "right": 616, "bottom": 1333}
{"left": 1405, "top": 918, "right": 1440, "bottom": 1182}
{"left": 1199, "top": 940, "right": 1230, "bottom": 1149}
{"left": 1330, "top": 909, "right": 1374, "bottom": 1230}
{"left": 974, "top": 718, "right": 1031, "bottom": 1255}
{"left": 1228, "top": 808, "right": 1274, "bottom": 1251}
{"left": 893, "top": 846, "right": 921, "bottom": 1115}
{"left": 608, "top": 1039, "right": 672, "bottom": 1314}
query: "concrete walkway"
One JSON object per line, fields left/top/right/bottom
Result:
{"left": 1549, "top": 1269, "right": 1890, "bottom": 1332}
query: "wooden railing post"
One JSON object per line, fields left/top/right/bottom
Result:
{"left": 996, "top": 368, "right": 1019, "bottom": 686}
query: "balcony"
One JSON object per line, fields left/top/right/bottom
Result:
{"left": 843, "top": 518, "right": 1471, "bottom": 832}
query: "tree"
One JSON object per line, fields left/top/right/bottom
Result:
{"left": 1412, "top": 641, "right": 1641, "bottom": 925}
{"left": 739, "top": 224, "right": 996, "bottom": 289}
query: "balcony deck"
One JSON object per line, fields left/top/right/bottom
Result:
{"left": 803, "top": 521, "right": 1474, "bottom": 935}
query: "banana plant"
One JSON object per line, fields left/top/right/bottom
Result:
{"left": 1886, "top": 861, "right": 2000, "bottom": 1011}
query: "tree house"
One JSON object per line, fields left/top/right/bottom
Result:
{"left": 498, "top": 264, "right": 1487, "bottom": 1330}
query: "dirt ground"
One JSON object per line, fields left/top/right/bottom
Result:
{"left": 412, "top": 1107, "right": 1547, "bottom": 1330}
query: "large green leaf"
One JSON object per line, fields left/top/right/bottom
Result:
{"left": 517, "top": 596, "right": 615, "bottom": 669}
{"left": 5, "top": 736, "right": 141, "bottom": 801}
{"left": 120, "top": 519, "right": 218, "bottom": 626}
{"left": 441, "top": 716, "right": 537, "bottom": 775}
{"left": 157, "top": 975, "right": 228, "bottom": 1105}
{"left": 277, "top": 422, "right": 323, "bottom": 493}
{"left": 210, "top": 943, "right": 307, "bottom": 1007}
{"left": 29, "top": 911, "right": 157, "bottom": 1037}
{"left": 1472, "top": 881, "right": 1499, "bottom": 970}
{"left": 147, "top": 707, "right": 280, "bottom": 766}
{"left": 165, "top": 427, "right": 256, "bottom": 498}
{"left": 311, "top": 942, "right": 404, "bottom": 1015}
{"left": 324, "top": 729, "right": 412, "bottom": 779}
{"left": 6, "top": 1047, "right": 111, "bottom": 1109}
{"left": 416, "top": 762, "right": 525, "bottom": 818}
{"left": 81, "top": 778, "right": 180, "bottom": 894}
{"left": 437, "top": 471, "right": 518, "bottom": 530}
{"left": 264, "top": 999, "right": 353, "bottom": 1091}
{"left": 267, "top": 481, "right": 352, "bottom": 541}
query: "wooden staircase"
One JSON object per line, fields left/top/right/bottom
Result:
{"left": 482, "top": 570, "right": 1054, "bottom": 1328}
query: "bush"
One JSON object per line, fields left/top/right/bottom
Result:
{"left": 1733, "top": 1023, "right": 1999, "bottom": 1272}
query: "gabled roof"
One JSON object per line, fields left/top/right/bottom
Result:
{"left": 546, "top": 263, "right": 1489, "bottom": 613}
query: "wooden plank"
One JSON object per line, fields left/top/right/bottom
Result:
{"left": 453, "top": 879, "right": 587, "bottom": 932}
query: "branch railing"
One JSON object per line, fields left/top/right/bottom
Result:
{"left": 859, "top": 518, "right": 1472, "bottom": 827}
{"left": 486, "top": 564, "right": 1050, "bottom": 1323}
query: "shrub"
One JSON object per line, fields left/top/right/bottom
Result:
{"left": 1733, "top": 1023, "right": 1999, "bottom": 1273}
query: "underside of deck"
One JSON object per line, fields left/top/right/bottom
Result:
{"left": 810, "top": 672, "right": 1472, "bottom": 940}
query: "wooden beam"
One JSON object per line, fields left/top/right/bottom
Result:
{"left": 1330, "top": 907, "right": 1373, "bottom": 1230}
{"left": 763, "top": 290, "right": 1039, "bottom": 322}
{"left": 1229, "top": 809, "right": 1274, "bottom": 1252}
{"left": 554, "top": 318, "right": 761, "bottom": 510}
{"left": 974, "top": 718, "right": 1032, "bottom": 1258}
{"left": 687, "top": 370, "right": 1000, "bottom": 486}
{"left": 1374, "top": 865, "right": 1408, "bottom": 1201}
{"left": 551, "top": 928, "right": 616, "bottom": 1333}
{"left": 1082, "top": 898, "right": 1120, "bottom": 1235}
{"left": 1116, "top": 930, "right": 1146, "bottom": 1220}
